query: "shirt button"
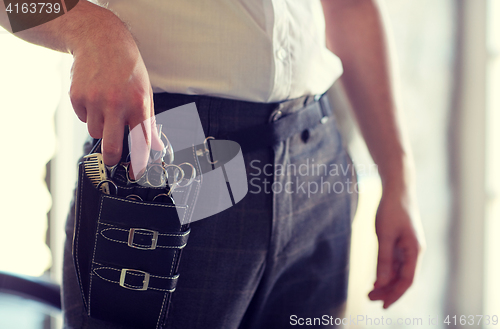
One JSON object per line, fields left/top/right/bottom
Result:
{"left": 277, "top": 48, "right": 287, "bottom": 61}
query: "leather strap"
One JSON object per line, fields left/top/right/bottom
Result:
{"left": 99, "top": 227, "right": 190, "bottom": 250}
{"left": 93, "top": 266, "right": 179, "bottom": 292}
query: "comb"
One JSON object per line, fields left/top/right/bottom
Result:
{"left": 83, "top": 152, "right": 110, "bottom": 194}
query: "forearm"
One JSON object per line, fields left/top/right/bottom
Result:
{"left": 0, "top": 0, "right": 134, "bottom": 55}
{"left": 321, "top": 0, "right": 414, "bottom": 192}
{"left": 0, "top": 1, "right": 10, "bottom": 31}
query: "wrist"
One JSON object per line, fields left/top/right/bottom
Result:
{"left": 378, "top": 155, "right": 416, "bottom": 196}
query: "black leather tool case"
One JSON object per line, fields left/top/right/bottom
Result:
{"left": 72, "top": 146, "right": 199, "bottom": 328}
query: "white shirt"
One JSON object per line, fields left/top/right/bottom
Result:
{"left": 102, "top": 0, "right": 343, "bottom": 102}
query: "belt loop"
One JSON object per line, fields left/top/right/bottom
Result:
{"left": 269, "top": 103, "right": 284, "bottom": 123}
{"left": 318, "top": 93, "right": 332, "bottom": 123}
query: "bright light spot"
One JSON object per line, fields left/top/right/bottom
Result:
{"left": 0, "top": 30, "right": 63, "bottom": 276}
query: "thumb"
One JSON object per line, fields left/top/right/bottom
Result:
{"left": 128, "top": 120, "right": 151, "bottom": 180}
{"left": 149, "top": 114, "right": 165, "bottom": 159}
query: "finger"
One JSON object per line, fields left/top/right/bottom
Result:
{"left": 148, "top": 114, "right": 164, "bottom": 152}
{"left": 368, "top": 283, "right": 392, "bottom": 301}
{"left": 127, "top": 90, "right": 156, "bottom": 179}
{"left": 374, "top": 237, "right": 395, "bottom": 288}
{"left": 86, "top": 111, "right": 104, "bottom": 139}
{"left": 150, "top": 118, "right": 164, "bottom": 153}
{"left": 380, "top": 276, "right": 412, "bottom": 309}
{"left": 148, "top": 91, "right": 164, "bottom": 154}
{"left": 69, "top": 90, "right": 88, "bottom": 123}
{"left": 149, "top": 120, "right": 166, "bottom": 164}
{"left": 129, "top": 120, "right": 151, "bottom": 180}
{"left": 382, "top": 242, "right": 419, "bottom": 308}
{"left": 102, "top": 117, "right": 125, "bottom": 166}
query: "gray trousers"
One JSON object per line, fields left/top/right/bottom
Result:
{"left": 62, "top": 93, "right": 357, "bottom": 329}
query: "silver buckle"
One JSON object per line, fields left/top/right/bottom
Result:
{"left": 119, "top": 269, "right": 150, "bottom": 291}
{"left": 128, "top": 228, "right": 159, "bottom": 250}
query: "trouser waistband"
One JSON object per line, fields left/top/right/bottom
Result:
{"left": 152, "top": 92, "right": 334, "bottom": 153}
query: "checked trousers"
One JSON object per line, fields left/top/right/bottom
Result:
{"left": 62, "top": 92, "right": 357, "bottom": 329}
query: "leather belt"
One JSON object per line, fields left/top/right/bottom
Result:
{"left": 226, "top": 94, "right": 333, "bottom": 153}
{"left": 93, "top": 93, "right": 334, "bottom": 156}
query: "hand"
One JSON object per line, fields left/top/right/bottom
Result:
{"left": 69, "top": 19, "right": 162, "bottom": 177}
{"left": 368, "top": 188, "right": 425, "bottom": 308}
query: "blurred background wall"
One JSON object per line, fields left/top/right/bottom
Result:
{"left": 341, "top": 0, "right": 500, "bottom": 328}
{"left": 342, "top": 0, "right": 456, "bottom": 327}
{"left": 348, "top": 0, "right": 457, "bottom": 322}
